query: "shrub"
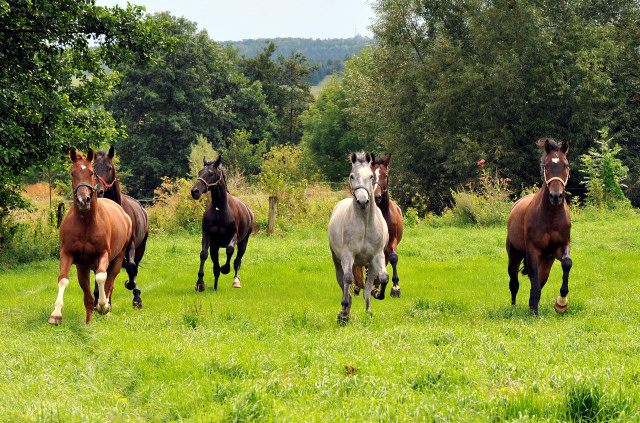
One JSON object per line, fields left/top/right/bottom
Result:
{"left": 449, "top": 159, "right": 513, "bottom": 226}
{"left": 579, "top": 128, "right": 631, "bottom": 210}
{"left": 147, "top": 177, "right": 206, "bottom": 233}
{"left": 0, "top": 208, "right": 59, "bottom": 268}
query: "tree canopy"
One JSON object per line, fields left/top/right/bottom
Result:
{"left": 333, "top": 0, "right": 640, "bottom": 211}
{"left": 0, "top": 0, "right": 169, "bottom": 216}
{"left": 107, "top": 14, "right": 276, "bottom": 196}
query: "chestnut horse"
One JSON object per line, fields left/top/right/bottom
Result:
{"left": 94, "top": 146, "right": 149, "bottom": 309}
{"left": 49, "top": 148, "right": 132, "bottom": 324}
{"left": 352, "top": 154, "right": 404, "bottom": 299}
{"left": 191, "top": 155, "right": 254, "bottom": 291}
{"left": 506, "top": 138, "right": 572, "bottom": 316}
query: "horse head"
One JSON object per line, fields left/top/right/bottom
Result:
{"left": 349, "top": 152, "right": 374, "bottom": 209}
{"left": 93, "top": 145, "right": 117, "bottom": 198}
{"left": 538, "top": 138, "right": 570, "bottom": 206}
{"left": 371, "top": 153, "right": 391, "bottom": 205}
{"left": 70, "top": 148, "right": 97, "bottom": 212}
{"left": 191, "top": 154, "right": 224, "bottom": 200}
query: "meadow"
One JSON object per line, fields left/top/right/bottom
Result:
{"left": 1, "top": 212, "right": 640, "bottom": 422}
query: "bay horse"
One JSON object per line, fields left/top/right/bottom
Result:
{"left": 506, "top": 138, "right": 572, "bottom": 316}
{"left": 190, "top": 155, "right": 254, "bottom": 291}
{"left": 93, "top": 146, "right": 149, "bottom": 309}
{"left": 49, "top": 148, "right": 132, "bottom": 325}
{"left": 329, "top": 152, "right": 389, "bottom": 324}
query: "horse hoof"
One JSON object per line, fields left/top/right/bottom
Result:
{"left": 390, "top": 286, "right": 401, "bottom": 298}
{"left": 232, "top": 278, "right": 241, "bottom": 288}
{"left": 132, "top": 300, "right": 143, "bottom": 310}
{"left": 96, "top": 303, "right": 111, "bottom": 315}
{"left": 372, "top": 289, "right": 385, "bottom": 300}
{"left": 221, "top": 265, "right": 230, "bottom": 275}
{"left": 554, "top": 296, "right": 568, "bottom": 314}
{"left": 195, "top": 282, "right": 205, "bottom": 292}
{"left": 337, "top": 313, "right": 349, "bottom": 326}
{"left": 124, "top": 280, "right": 136, "bottom": 290}
{"left": 48, "top": 315, "right": 62, "bottom": 325}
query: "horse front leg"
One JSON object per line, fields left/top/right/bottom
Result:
{"left": 49, "top": 251, "right": 74, "bottom": 325}
{"left": 526, "top": 247, "right": 542, "bottom": 316}
{"left": 220, "top": 239, "right": 235, "bottom": 275}
{"left": 77, "top": 265, "right": 94, "bottom": 324}
{"left": 231, "top": 237, "right": 249, "bottom": 289}
{"left": 210, "top": 246, "right": 221, "bottom": 291}
{"left": 555, "top": 245, "right": 572, "bottom": 314}
{"left": 95, "top": 253, "right": 111, "bottom": 315}
{"left": 371, "top": 252, "right": 390, "bottom": 302}
{"left": 337, "top": 251, "right": 355, "bottom": 325}
{"left": 123, "top": 237, "right": 142, "bottom": 309}
{"left": 196, "top": 232, "right": 210, "bottom": 292}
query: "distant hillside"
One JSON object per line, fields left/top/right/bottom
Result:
{"left": 226, "top": 36, "right": 374, "bottom": 85}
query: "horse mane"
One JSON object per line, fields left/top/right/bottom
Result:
{"left": 95, "top": 150, "right": 108, "bottom": 159}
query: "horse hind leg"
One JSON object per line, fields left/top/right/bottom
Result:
{"left": 335, "top": 251, "right": 353, "bottom": 325}
{"left": 371, "top": 253, "right": 390, "bottom": 301}
{"left": 507, "top": 243, "right": 523, "bottom": 306}
{"left": 210, "top": 246, "right": 221, "bottom": 291}
{"left": 221, "top": 245, "right": 234, "bottom": 275}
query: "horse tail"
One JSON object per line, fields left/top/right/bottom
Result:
{"left": 351, "top": 265, "right": 366, "bottom": 294}
{"left": 520, "top": 259, "right": 528, "bottom": 276}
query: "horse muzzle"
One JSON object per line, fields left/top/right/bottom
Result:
{"left": 191, "top": 187, "right": 202, "bottom": 200}
{"left": 76, "top": 195, "right": 92, "bottom": 211}
{"left": 549, "top": 190, "right": 564, "bottom": 206}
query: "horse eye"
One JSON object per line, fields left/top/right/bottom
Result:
{"left": 108, "top": 166, "right": 112, "bottom": 172}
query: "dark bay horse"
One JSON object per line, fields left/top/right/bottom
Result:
{"left": 352, "top": 154, "right": 404, "bottom": 299}
{"left": 49, "top": 148, "right": 132, "bottom": 325}
{"left": 191, "top": 155, "right": 254, "bottom": 291}
{"left": 329, "top": 152, "right": 389, "bottom": 324}
{"left": 93, "top": 146, "right": 149, "bottom": 309}
{"left": 506, "top": 138, "right": 572, "bottom": 316}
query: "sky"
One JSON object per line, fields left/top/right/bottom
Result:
{"left": 95, "top": 0, "right": 376, "bottom": 41}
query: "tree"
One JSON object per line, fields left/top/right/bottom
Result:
{"left": 344, "top": 0, "right": 640, "bottom": 211}
{"left": 107, "top": 14, "right": 275, "bottom": 196}
{"left": 0, "top": 0, "right": 169, "bottom": 216}
{"left": 301, "top": 76, "right": 368, "bottom": 181}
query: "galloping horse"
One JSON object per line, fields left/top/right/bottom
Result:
{"left": 93, "top": 146, "right": 149, "bottom": 309}
{"left": 49, "top": 148, "right": 132, "bottom": 324}
{"left": 329, "top": 152, "right": 389, "bottom": 324}
{"left": 191, "top": 155, "right": 254, "bottom": 291}
{"left": 506, "top": 138, "right": 572, "bottom": 316}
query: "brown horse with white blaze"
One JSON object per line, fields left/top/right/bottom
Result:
{"left": 506, "top": 138, "right": 572, "bottom": 316}
{"left": 49, "top": 148, "right": 132, "bottom": 324}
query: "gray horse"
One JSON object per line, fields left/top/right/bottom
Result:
{"left": 328, "top": 152, "right": 389, "bottom": 324}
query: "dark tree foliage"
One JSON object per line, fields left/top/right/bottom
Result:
{"left": 0, "top": 0, "right": 169, "bottom": 216}
{"left": 346, "top": 0, "right": 640, "bottom": 211}
{"left": 107, "top": 14, "right": 275, "bottom": 197}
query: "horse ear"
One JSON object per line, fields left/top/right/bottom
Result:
{"left": 370, "top": 152, "right": 376, "bottom": 163}
{"left": 214, "top": 154, "right": 222, "bottom": 167}
{"left": 108, "top": 145, "right": 115, "bottom": 159}
{"left": 350, "top": 152, "right": 357, "bottom": 164}
{"left": 69, "top": 148, "right": 77, "bottom": 162}
{"left": 366, "top": 152, "right": 372, "bottom": 163}
{"left": 384, "top": 154, "right": 391, "bottom": 166}
{"left": 561, "top": 139, "right": 569, "bottom": 154}
{"left": 87, "top": 148, "right": 94, "bottom": 162}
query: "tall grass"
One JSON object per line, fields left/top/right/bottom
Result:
{"left": 1, "top": 214, "right": 640, "bottom": 421}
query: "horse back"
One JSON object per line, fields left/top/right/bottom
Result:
{"left": 99, "top": 198, "right": 133, "bottom": 260}
{"left": 228, "top": 194, "right": 253, "bottom": 242}
{"left": 384, "top": 199, "right": 403, "bottom": 245}
{"left": 122, "top": 194, "right": 149, "bottom": 249}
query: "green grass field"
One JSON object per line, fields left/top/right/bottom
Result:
{"left": 2, "top": 213, "right": 640, "bottom": 422}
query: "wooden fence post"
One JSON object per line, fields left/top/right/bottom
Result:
{"left": 268, "top": 195, "right": 278, "bottom": 234}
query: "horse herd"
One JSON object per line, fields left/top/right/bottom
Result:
{"left": 48, "top": 137, "right": 572, "bottom": 325}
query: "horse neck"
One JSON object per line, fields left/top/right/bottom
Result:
{"left": 104, "top": 179, "right": 123, "bottom": 205}
{"left": 209, "top": 180, "right": 229, "bottom": 209}
{"left": 378, "top": 191, "right": 390, "bottom": 211}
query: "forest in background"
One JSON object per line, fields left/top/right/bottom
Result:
{"left": 228, "top": 36, "right": 373, "bottom": 84}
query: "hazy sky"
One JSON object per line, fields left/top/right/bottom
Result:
{"left": 95, "top": 0, "right": 376, "bottom": 41}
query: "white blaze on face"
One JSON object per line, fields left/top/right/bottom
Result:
{"left": 81, "top": 165, "right": 87, "bottom": 170}
{"left": 552, "top": 157, "right": 560, "bottom": 163}
{"left": 51, "top": 277, "right": 69, "bottom": 318}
